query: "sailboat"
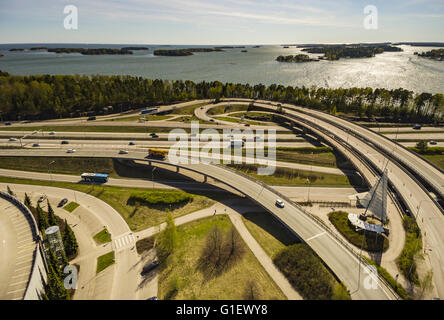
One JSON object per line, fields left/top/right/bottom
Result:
{"left": 348, "top": 169, "right": 389, "bottom": 234}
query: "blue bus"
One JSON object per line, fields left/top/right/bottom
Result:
{"left": 81, "top": 173, "right": 109, "bottom": 183}
{"left": 141, "top": 108, "right": 159, "bottom": 115}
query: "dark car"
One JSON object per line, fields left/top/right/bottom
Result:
{"left": 58, "top": 198, "right": 68, "bottom": 207}
{"left": 61, "top": 141, "right": 69, "bottom": 145}
{"left": 151, "top": 134, "right": 159, "bottom": 138}
{"left": 147, "top": 297, "right": 158, "bottom": 300}
{"left": 128, "top": 142, "right": 136, "bottom": 146}
{"left": 5, "top": 122, "right": 12, "bottom": 126}
{"left": 87, "top": 116, "right": 96, "bottom": 121}
{"left": 141, "top": 260, "right": 159, "bottom": 275}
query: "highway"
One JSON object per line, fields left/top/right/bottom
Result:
{"left": 0, "top": 148, "right": 397, "bottom": 300}
{"left": 211, "top": 98, "right": 444, "bottom": 297}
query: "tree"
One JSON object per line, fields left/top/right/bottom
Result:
{"left": 243, "top": 280, "right": 261, "bottom": 300}
{"left": 415, "top": 140, "right": 429, "bottom": 154}
{"left": 63, "top": 219, "right": 78, "bottom": 259}
{"left": 24, "top": 193, "right": 32, "bottom": 208}
{"left": 156, "top": 211, "right": 178, "bottom": 262}
{"left": 47, "top": 200, "right": 58, "bottom": 226}
{"left": 36, "top": 203, "right": 49, "bottom": 232}
{"left": 6, "top": 185, "right": 15, "bottom": 196}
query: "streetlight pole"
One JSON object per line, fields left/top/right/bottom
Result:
{"left": 48, "top": 161, "right": 56, "bottom": 183}
{"left": 152, "top": 167, "right": 157, "bottom": 189}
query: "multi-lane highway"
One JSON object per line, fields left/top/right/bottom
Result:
{"left": 0, "top": 148, "right": 398, "bottom": 300}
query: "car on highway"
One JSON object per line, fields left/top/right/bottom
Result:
{"left": 8, "top": 137, "right": 17, "bottom": 142}
{"left": 87, "top": 116, "right": 96, "bottom": 121}
{"left": 275, "top": 199, "right": 285, "bottom": 208}
{"left": 244, "top": 123, "right": 251, "bottom": 127}
{"left": 128, "top": 142, "right": 136, "bottom": 146}
{"left": 66, "top": 149, "right": 76, "bottom": 153}
{"left": 413, "top": 124, "right": 422, "bottom": 130}
{"left": 147, "top": 297, "right": 158, "bottom": 300}
{"left": 151, "top": 134, "right": 159, "bottom": 138}
{"left": 5, "top": 122, "right": 12, "bottom": 126}
{"left": 119, "top": 150, "right": 129, "bottom": 154}
{"left": 58, "top": 198, "right": 68, "bottom": 207}
{"left": 61, "top": 140, "right": 69, "bottom": 144}
{"left": 38, "top": 195, "right": 47, "bottom": 203}
{"left": 49, "top": 131, "right": 56, "bottom": 135}
{"left": 210, "top": 119, "right": 215, "bottom": 122}
{"left": 430, "top": 141, "right": 438, "bottom": 145}
{"left": 141, "top": 260, "right": 159, "bottom": 275}
{"left": 32, "top": 143, "right": 40, "bottom": 147}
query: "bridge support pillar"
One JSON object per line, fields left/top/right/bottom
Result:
{"left": 148, "top": 161, "right": 152, "bottom": 167}
{"left": 176, "top": 167, "right": 180, "bottom": 173}
{"left": 203, "top": 175, "right": 208, "bottom": 183}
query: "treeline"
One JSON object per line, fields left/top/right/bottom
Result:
{"left": 0, "top": 71, "right": 442, "bottom": 122}
{"left": 415, "top": 49, "right": 444, "bottom": 61}
{"left": 47, "top": 48, "right": 133, "bottom": 55}
{"left": 302, "top": 45, "right": 402, "bottom": 60}
{"left": 153, "top": 48, "right": 223, "bottom": 56}
{"left": 276, "top": 54, "right": 318, "bottom": 63}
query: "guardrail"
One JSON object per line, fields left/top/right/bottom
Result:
{"left": 0, "top": 189, "right": 46, "bottom": 300}
{"left": 216, "top": 164, "right": 399, "bottom": 299}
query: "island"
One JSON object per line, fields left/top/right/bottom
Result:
{"left": 415, "top": 49, "right": 444, "bottom": 61}
{"left": 30, "top": 47, "right": 48, "bottom": 51}
{"left": 301, "top": 45, "right": 402, "bottom": 60}
{"left": 9, "top": 48, "right": 24, "bottom": 52}
{"left": 276, "top": 54, "right": 318, "bottom": 63}
{"left": 241, "top": 50, "right": 248, "bottom": 53}
{"left": 47, "top": 48, "right": 133, "bottom": 55}
{"left": 121, "top": 47, "right": 149, "bottom": 50}
{"left": 0, "top": 54, "right": 4, "bottom": 58}
{"left": 153, "top": 48, "right": 223, "bottom": 56}
{"left": 215, "top": 46, "right": 245, "bottom": 49}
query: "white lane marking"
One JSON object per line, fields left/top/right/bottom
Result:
{"left": 307, "top": 232, "right": 326, "bottom": 241}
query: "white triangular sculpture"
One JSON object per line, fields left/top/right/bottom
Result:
{"left": 361, "top": 169, "right": 388, "bottom": 224}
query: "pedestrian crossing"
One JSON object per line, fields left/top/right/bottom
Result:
{"left": 113, "top": 233, "right": 135, "bottom": 251}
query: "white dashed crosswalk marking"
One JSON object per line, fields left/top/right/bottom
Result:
{"left": 113, "top": 234, "right": 135, "bottom": 251}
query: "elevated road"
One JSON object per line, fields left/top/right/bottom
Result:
{"left": 212, "top": 98, "right": 444, "bottom": 297}
{"left": 0, "top": 148, "right": 397, "bottom": 300}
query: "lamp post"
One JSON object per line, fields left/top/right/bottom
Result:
{"left": 48, "top": 161, "right": 56, "bottom": 182}
{"left": 152, "top": 167, "right": 157, "bottom": 189}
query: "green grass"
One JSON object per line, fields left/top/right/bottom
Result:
{"left": 129, "top": 190, "right": 193, "bottom": 206}
{"left": 364, "top": 257, "right": 409, "bottom": 300}
{"left": 214, "top": 116, "right": 268, "bottom": 126}
{"left": 207, "top": 104, "right": 249, "bottom": 115}
{"left": 229, "top": 163, "right": 360, "bottom": 187}
{"left": 0, "top": 156, "right": 194, "bottom": 181}
{"left": 96, "top": 251, "right": 115, "bottom": 274}
{"left": 93, "top": 228, "right": 112, "bottom": 244}
{"left": 241, "top": 211, "right": 299, "bottom": 258}
{"left": 397, "top": 216, "right": 422, "bottom": 286}
{"left": 157, "top": 215, "right": 286, "bottom": 300}
{"left": 64, "top": 202, "right": 80, "bottom": 213}
{"left": 408, "top": 147, "right": 444, "bottom": 170}
{"left": 328, "top": 211, "right": 389, "bottom": 252}
{"left": 241, "top": 211, "right": 349, "bottom": 300}
{"left": 108, "top": 114, "right": 173, "bottom": 122}
{"left": 422, "top": 155, "right": 444, "bottom": 170}
{"left": 170, "top": 103, "right": 208, "bottom": 115}
{"left": 0, "top": 176, "right": 217, "bottom": 232}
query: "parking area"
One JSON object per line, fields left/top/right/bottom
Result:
{"left": 0, "top": 197, "right": 37, "bottom": 300}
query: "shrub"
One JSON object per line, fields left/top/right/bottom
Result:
{"left": 273, "top": 244, "right": 338, "bottom": 300}
{"left": 328, "top": 211, "right": 389, "bottom": 252}
{"left": 129, "top": 190, "right": 193, "bottom": 206}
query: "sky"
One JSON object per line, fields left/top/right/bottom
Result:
{"left": 0, "top": 0, "right": 443, "bottom": 44}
